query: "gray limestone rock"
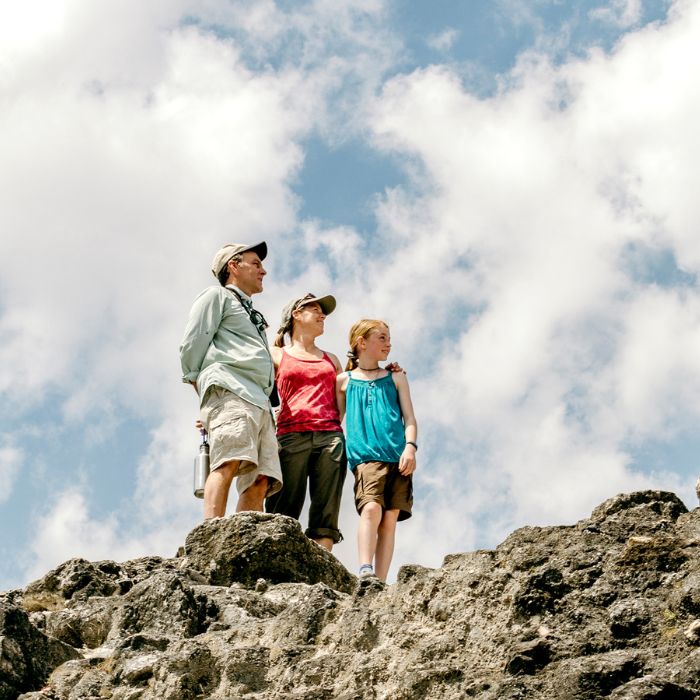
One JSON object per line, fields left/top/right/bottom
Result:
{"left": 3, "top": 493, "right": 700, "bottom": 699}
{"left": 0, "top": 600, "right": 80, "bottom": 700}
{"left": 181, "top": 511, "right": 356, "bottom": 593}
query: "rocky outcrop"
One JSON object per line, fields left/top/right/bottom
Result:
{"left": 2, "top": 494, "right": 700, "bottom": 699}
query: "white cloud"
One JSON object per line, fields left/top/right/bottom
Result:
{"left": 426, "top": 28, "right": 459, "bottom": 53}
{"left": 6, "top": 0, "right": 700, "bottom": 588}
{"left": 23, "top": 488, "right": 196, "bottom": 583}
{"left": 356, "top": 0, "right": 700, "bottom": 568}
{"left": 0, "top": 0, "right": 67, "bottom": 52}
{"left": 590, "top": 0, "right": 643, "bottom": 28}
{"left": 605, "top": 287, "right": 700, "bottom": 438}
{"left": 0, "top": 23, "right": 305, "bottom": 412}
{"left": 0, "top": 0, "right": 402, "bottom": 585}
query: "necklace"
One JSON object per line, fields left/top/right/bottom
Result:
{"left": 358, "top": 366, "right": 381, "bottom": 372}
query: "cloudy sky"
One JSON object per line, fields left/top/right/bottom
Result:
{"left": 1, "top": 0, "right": 699, "bottom": 589}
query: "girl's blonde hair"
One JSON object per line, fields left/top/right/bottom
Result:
{"left": 345, "top": 319, "right": 389, "bottom": 371}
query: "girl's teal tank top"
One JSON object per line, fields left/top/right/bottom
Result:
{"left": 345, "top": 372, "right": 405, "bottom": 470}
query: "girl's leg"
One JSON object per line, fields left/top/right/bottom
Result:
{"left": 357, "top": 501, "right": 383, "bottom": 568}
{"left": 374, "top": 509, "right": 400, "bottom": 581}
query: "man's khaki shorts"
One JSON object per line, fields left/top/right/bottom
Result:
{"left": 200, "top": 386, "right": 282, "bottom": 497}
{"left": 353, "top": 461, "right": 413, "bottom": 521}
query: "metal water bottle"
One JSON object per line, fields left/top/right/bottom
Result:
{"left": 193, "top": 429, "right": 210, "bottom": 499}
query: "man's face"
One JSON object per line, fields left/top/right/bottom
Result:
{"left": 229, "top": 251, "right": 266, "bottom": 295}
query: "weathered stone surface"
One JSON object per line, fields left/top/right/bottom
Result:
{"left": 608, "top": 675, "right": 696, "bottom": 699}
{"left": 3, "top": 492, "right": 700, "bottom": 698}
{"left": 0, "top": 600, "right": 80, "bottom": 700}
{"left": 182, "top": 512, "right": 356, "bottom": 593}
{"left": 23, "top": 558, "right": 125, "bottom": 610}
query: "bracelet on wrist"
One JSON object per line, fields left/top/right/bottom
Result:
{"left": 406, "top": 441, "right": 418, "bottom": 451}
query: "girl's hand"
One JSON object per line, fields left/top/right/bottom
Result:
{"left": 386, "top": 361, "right": 406, "bottom": 374}
{"left": 398, "top": 444, "right": 417, "bottom": 475}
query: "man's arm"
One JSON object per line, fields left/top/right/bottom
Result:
{"left": 179, "top": 287, "right": 224, "bottom": 389}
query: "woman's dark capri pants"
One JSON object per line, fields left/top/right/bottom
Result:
{"left": 265, "top": 430, "right": 346, "bottom": 543}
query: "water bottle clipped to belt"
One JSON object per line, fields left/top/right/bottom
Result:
{"left": 193, "top": 428, "right": 210, "bottom": 498}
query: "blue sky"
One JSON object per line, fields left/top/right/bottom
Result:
{"left": 1, "top": 0, "right": 698, "bottom": 589}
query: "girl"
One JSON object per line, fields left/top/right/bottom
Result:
{"left": 265, "top": 293, "right": 346, "bottom": 551}
{"left": 336, "top": 319, "right": 418, "bottom": 581}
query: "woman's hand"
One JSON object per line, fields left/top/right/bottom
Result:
{"left": 398, "top": 443, "right": 416, "bottom": 475}
{"left": 195, "top": 419, "right": 205, "bottom": 433}
{"left": 386, "top": 361, "right": 406, "bottom": 374}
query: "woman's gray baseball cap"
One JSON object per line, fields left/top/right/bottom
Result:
{"left": 211, "top": 241, "right": 267, "bottom": 278}
{"left": 278, "top": 293, "right": 336, "bottom": 332}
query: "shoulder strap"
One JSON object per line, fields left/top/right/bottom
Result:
{"left": 226, "top": 286, "right": 246, "bottom": 307}
{"left": 224, "top": 286, "right": 269, "bottom": 337}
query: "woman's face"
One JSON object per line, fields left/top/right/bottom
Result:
{"left": 293, "top": 301, "right": 326, "bottom": 335}
{"left": 360, "top": 325, "right": 391, "bottom": 361}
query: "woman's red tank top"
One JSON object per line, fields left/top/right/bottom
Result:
{"left": 275, "top": 349, "right": 342, "bottom": 436}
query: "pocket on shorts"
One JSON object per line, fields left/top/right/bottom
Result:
{"left": 210, "top": 410, "right": 246, "bottom": 432}
{"left": 210, "top": 416, "right": 252, "bottom": 462}
{"left": 200, "top": 387, "right": 227, "bottom": 428}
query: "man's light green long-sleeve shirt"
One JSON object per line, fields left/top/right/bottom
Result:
{"left": 179, "top": 285, "right": 274, "bottom": 409}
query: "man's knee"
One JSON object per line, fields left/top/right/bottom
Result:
{"left": 240, "top": 474, "right": 269, "bottom": 499}
{"left": 237, "top": 475, "right": 269, "bottom": 513}
{"left": 212, "top": 460, "right": 239, "bottom": 485}
{"left": 248, "top": 474, "right": 268, "bottom": 493}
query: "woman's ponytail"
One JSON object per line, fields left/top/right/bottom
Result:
{"left": 274, "top": 328, "right": 286, "bottom": 347}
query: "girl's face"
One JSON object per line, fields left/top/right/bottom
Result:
{"left": 293, "top": 301, "right": 326, "bottom": 335}
{"left": 359, "top": 326, "right": 391, "bottom": 361}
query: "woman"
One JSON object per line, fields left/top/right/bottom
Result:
{"left": 265, "top": 293, "right": 346, "bottom": 551}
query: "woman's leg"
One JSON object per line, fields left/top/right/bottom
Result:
{"left": 307, "top": 433, "right": 346, "bottom": 551}
{"left": 265, "top": 434, "right": 312, "bottom": 519}
{"left": 374, "top": 509, "right": 400, "bottom": 581}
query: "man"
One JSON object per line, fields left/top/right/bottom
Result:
{"left": 180, "top": 242, "right": 282, "bottom": 518}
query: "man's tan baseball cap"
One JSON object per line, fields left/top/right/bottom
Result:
{"left": 211, "top": 241, "right": 267, "bottom": 278}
